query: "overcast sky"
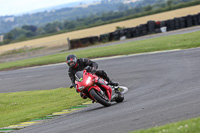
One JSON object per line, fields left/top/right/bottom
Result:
{"left": 0, "top": 0, "right": 81, "bottom": 16}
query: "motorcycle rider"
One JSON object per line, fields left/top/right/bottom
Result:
{"left": 66, "top": 54, "right": 119, "bottom": 95}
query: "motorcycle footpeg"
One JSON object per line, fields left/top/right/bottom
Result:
{"left": 114, "top": 86, "right": 119, "bottom": 89}
{"left": 114, "top": 87, "right": 120, "bottom": 93}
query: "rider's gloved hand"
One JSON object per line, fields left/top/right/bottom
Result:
{"left": 80, "top": 92, "right": 87, "bottom": 99}
{"left": 70, "top": 85, "right": 79, "bottom": 93}
{"left": 85, "top": 66, "right": 97, "bottom": 74}
{"left": 69, "top": 84, "right": 76, "bottom": 89}
{"left": 91, "top": 67, "right": 97, "bottom": 74}
{"left": 85, "top": 66, "right": 92, "bottom": 72}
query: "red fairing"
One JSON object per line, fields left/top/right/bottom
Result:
{"left": 75, "top": 70, "right": 113, "bottom": 101}
{"left": 76, "top": 70, "right": 94, "bottom": 92}
{"left": 88, "top": 86, "right": 101, "bottom": 92}
{"left": 88, "top": 86, "right": 102, "bottom": 100}
{"left": 92, "top": 74, "right": 112, "bottom": 100}
{"left": 101, "top": 85, "right": 112, "bottom": 100}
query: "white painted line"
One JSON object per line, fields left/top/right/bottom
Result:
{"left": 93, "top": 49, "right": 182, "bottom": 61}
{"left": 26, "top": 75, "right": 42, "bottom": 78}
{"left": 23, "top": 62, "right": 65, "bottom": 70}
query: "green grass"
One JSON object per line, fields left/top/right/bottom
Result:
{"left": 0, "top": 88, "right": 86, "bottom": 128}
{"left": 1, "top": 88, "right": 200, "bottom": 132}
{"left": 131, "top": 117, "right": 200, "bottom": 133}
{"left": 1, "top": 31, "right": 200, "bottom": 71}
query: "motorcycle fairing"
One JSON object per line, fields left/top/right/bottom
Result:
{"left": 75, "top": 70, "right": 112, "bottom": 101}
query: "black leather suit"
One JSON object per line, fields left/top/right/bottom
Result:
{"left": 68, "top": 58, "right": 110, "bottom": 85}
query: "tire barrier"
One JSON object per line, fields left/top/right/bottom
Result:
{"left": 140, "top": 24, "right": 148, "bottom": 36}
{"left": 108, "top": 32, "right": 114, "bottom": 41}
{"left": 155, "top": 21, "right": 161, "bottom": 29}
{"left": 193, "top": 14, "right": 199, "bottom": 26}
{"left": 170, "top": 19, "right": 175, "bottom": 31}
{"left": 180, "top": 17, "right": 186, "bottom": 28}
{"left": 198, "top": 13, "right": 200, "bottom": 24}
{"left": 174, "top": 18, "right": 181, "bottom": 30}
{"left": 186, "top": 15, "right": 193, "bottom": 27}
{"left": 69, "top": 36, "right": 98, "bottom": 49}
{"left": 113, "top": 30, "right": 122, "bottom": 40}
{"left": 123, "top": 28, "right": 133, "bottom": 38}
{"left": 147, "top": 20, "right": 156, "bottom": 34}
{"left": 99, "top": 33, "right": 109, "bottom": 42}
{"left": 68, "top": 12, "right": 200, "bottom": 49}
{"left": 135, "top": 26, "right": 141, "bottom": 37}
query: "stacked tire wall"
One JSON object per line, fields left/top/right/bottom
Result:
{"left": 69, "top": 13, "right": 200, "bottom": 49}
{"left": 69, "top": 36, "right": 98, "bottom": 49}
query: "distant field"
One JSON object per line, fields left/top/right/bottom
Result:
{"left": 0, "top": 5, "right": 200, "bottom": 54}
{"left": 1, "top": 30, "right": 200, "bottom": 70}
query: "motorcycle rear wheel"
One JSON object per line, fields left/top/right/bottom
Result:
{"left": 115, "top": 92, "right": 124, "bottom": 103}
{"left": 90, "top": 88, "right": 111, "bottom": 107}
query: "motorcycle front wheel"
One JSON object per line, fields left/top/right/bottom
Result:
{"left": 90, "top": 88, "right": 111, "bottom": 107}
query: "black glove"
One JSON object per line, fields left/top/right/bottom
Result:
{"left": 69, "top": 84, "right": 76, "bottom": 89}
{"left": 91, "top": 67, "right": 97, "bottom": 74}
{"left": 85, "top": 66, "right": 92, "bottom": 72}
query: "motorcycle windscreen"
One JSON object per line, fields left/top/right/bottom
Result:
{"left": 75, "top": 71, "right": 83, "bottom": 82}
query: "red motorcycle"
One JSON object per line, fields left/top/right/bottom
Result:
{"left": 75, "top": 68, "right": 127, "bottom": 107}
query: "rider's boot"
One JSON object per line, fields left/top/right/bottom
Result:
{"left": 105, "top": 77, "right": 119, "bottom": 86}
{"left": 80, "top": 92, "right": 87, "bottom": 99}
{"left": 109, "top": 80, "right": 119, "bottom": 86}
{"left": 104, "top": 76, "right": 120, "bottom": 93}
{"left": 97, "top": 70, "right": 119, "bottom": 86}
{"left": 114, "top": 86, "right": 120, "bottom": 93}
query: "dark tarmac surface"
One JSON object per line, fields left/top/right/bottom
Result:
{"left": 1, "top": 27, "right": 200, "bottom": 133}
{"left": 1, "top": 48, "right": 200, "bottom": 133}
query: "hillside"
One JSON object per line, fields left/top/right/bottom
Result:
{"left": 0, "top": 0, "right": 171, "bottom": 34}
{"left": 0, "top": 0, "right": 137, "bottom": 34}
{"left": 0, "top": 0, "right": 198, "bottom": 47}
{"left": 0, "top": 4, "right": 200, "bottom": 55}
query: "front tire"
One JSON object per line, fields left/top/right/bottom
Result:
{"left": 90, "top": 89, "right": 111, "bottom": 107}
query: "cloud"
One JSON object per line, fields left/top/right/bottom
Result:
{"left": 0, "top": 0, "right": 81, "bottom": 16}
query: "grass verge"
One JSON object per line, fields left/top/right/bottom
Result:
{"left": 131, "top": 117, "right": 200, "bottom": 133}
{"left": 1, "top": 88, "right": 200, "bottom": 132}
{"left": 0, "top": 88, "right": 86, "bottom": 128}
{"left": 1, "top": 31, "right": 200, "bottom": 70}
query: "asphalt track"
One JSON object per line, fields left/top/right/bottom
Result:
{"left": 0, "top": 47, "right": 200, "bottom": 133}
{"left": 1, "top": 26, "right": 200, "bottom": 93}
{"left": 0, "top": 28, "right": 200, "bottom": 132}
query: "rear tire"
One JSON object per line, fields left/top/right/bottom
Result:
{"left": 90, "top": 88, "right": 111, "bottom": 107}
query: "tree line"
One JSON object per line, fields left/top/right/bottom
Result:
{"left": 0, "top": 0, "right": 199, "bottom": 46}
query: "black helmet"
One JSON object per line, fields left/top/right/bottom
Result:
{"left": 66, "top": 54, "right": 77, "bottom": 68}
